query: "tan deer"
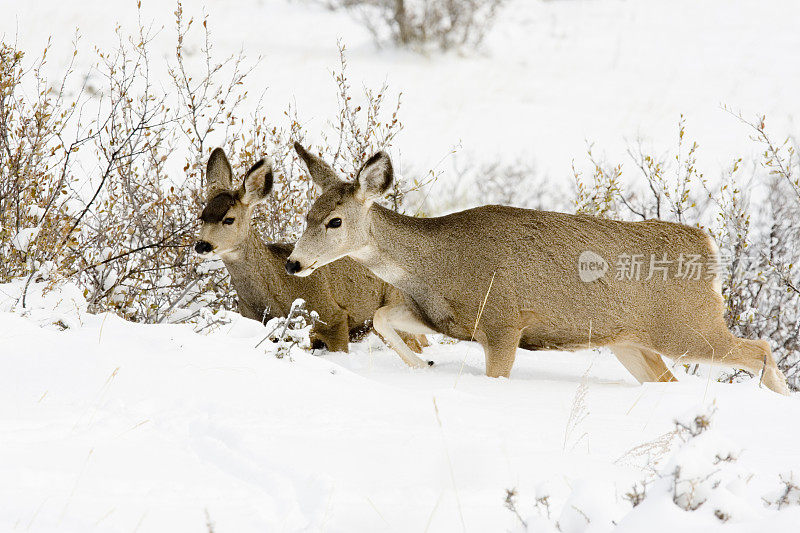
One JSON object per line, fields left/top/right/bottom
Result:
{"left": 285, "top": 143, "right": 789, "bottom": 395}
{"left": 194, "top": 147, "right": 427, "bottom": 354}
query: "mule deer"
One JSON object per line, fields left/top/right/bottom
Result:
{"left": 194, "top": 147, "right": 427, "bottom": 354}
{"left": 286, "top": 143, "right": 789, "bottom": 395}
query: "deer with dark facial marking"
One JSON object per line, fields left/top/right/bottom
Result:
{"left": 286, "top": 142, "right": 789, "bottom": 394}
{"left": 194, "top": 147, "right": 427, "bottom": 354}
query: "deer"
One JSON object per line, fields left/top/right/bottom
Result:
{"left": 194, "top": 147, "right": 427, "bottom": 354}
{"left": 285, "top": 142, "right": 790, "bottom": 395}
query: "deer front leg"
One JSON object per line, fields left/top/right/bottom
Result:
{"left": 310, "top": 311, "right": 351, "bottom": 353}
{"left": 398, "top": 333, "right": 429, "bottom": 354}
{"left": 237, "top": 299, "right": 261, "bottom": 322}
{"left": 479, "top": 328, "right": 522, "bottom": 378}
{"left": 373, "top": 304, "right": 437, "bottom": 368}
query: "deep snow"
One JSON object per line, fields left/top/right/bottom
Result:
{"left": 2, "top": 281, "right": 800, "bottom": 532}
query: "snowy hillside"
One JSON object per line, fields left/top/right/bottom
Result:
{"left": 2, "top": 0, "right": 800, "bottom": 531}
{"left": 4, "top": 0, "right": 800, "bottom": 184}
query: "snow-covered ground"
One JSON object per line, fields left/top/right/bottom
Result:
{"left": 2, "top": 280, "right": 800, "bottom": 532}
{"left": 3, "top": 0, "right": 800, "bottom": 531}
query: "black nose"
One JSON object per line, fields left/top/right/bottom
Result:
{"left": 285, "top": 259, "right": 301, "bottom": 275}
{"left": 194, "top": 241, "right": 213, "bottom": 254}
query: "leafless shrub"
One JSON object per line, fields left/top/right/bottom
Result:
{"left": 573, "top": 143, "right": 624, "bottom": 219}
{"left": 476, "top": 158, "right": 566, "bottom": 211}
{"left": 620, "top": 408, "right": 717, "bottom": 510}
{"left": 764, "top": 474, "right": 800, "bottom": 510}
{"left": 0, "top": 36, "right": 94, "bottom": 291}
{"left": 504, "top": 488, "right": 527, "bottom": 529}
{"left": 670, "top": 464, "right": 711, "bottom": 511}
{"left": 534, "top": 492, "right": 551, "bottom": 520}
{"left": 331, "top": 0, "right": 504, "bottom": 51}
{"left": 674, "top": 410, "right": 714, "bottom": 440}
{"left": 624, "top": 482, "right": 647, "bottom": 508}
{"left": 0, "top": 6, "right": 246, "bottom": 321}
{"left": 620, "top": 407, "right": 722, "bottom": 514}
{"left": 0, "top": 3, "right": 406, "bottom": 326}
{"left": 240, "top": 39, "right": 407, "bottom": 238}
{"left": 713, "top": 509, "right": 730, "bottom": 522}
{"left": 423, "top": 156, "right": 565, "bottom": 216}
{"left": 713, "top": 112, "right": 800, "bottom": 388}
{"left": 66, "top": 16, "right": 197, "bottom": 320}
{"left": 574, "top": 117, "right": 707, "bottom": 223}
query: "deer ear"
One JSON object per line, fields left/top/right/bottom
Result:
{"left": 355, "top": 152, "right": 393, "bottom": 202}
{"left": 241, "top": 158, "right": 273, "bottom": 206}
{"left": 294, "top": 142, "right": 342, "bottom": 190}
{"left": 206, "top": 148, "right": 233, "bottom": 200}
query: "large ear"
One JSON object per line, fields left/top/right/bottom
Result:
{"left": 206, "top": 147, "right": 233, "bottom": 201}
{"left": 355, "top": 152, "right": 393, "bottom": 202}
{"left": 294, "top": 142, "right": 342, "bottom": 190}
{"left": 241, "top": 157, "right": 274, "bottom": 206}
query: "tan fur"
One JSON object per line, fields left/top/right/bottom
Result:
{"left": 287, "top": 144, "right": 789, "bottom": 395}
{"left": 195, "top": 148, "right": 427, "bottom": 354}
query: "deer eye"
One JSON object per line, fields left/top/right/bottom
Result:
{"left": 326, "top": 217, "right": 342, "bottom": 229}
{"left": 222, "top": 217, "right": 235, "bottom": 225}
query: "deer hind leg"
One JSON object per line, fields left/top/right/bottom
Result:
{"left": 719, "top": 338, "right": 788, "bottom": 395}
{"left": 478, "top": 328, "right": 522, "bottom": 378}
{"left": 660, "top": 329, "right": 789, "bottom": 395}
{"left": 640, "top": 348, "right": 679, "bottom": 382}
{"left": 611, "top": 344, "right": 677, "bottom": 383}
{"left": 372, "top": 304, "right": 437, "bottom": 369}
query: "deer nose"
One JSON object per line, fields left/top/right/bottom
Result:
{"left": 285, "top": 259, "right": 302, "bottom": 275}
{"left": 194, "top": 241, "right": 213, "bottom": 254}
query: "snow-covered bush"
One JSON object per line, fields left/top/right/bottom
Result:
{"left": 506, "top": 406, "right": 800, "bottom": 531}
{"left": 0, "top": 41, "right": 78, "bottom": 286}
{"left": 0, "top": 3, "right": 404, "bottom": 325}
{"left": 257, "top": 299, "right": 319, "bottom": 359}
{"left": 330, "top": 0, "right": 504, "bottom": 51}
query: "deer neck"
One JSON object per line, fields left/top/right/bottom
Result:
{"left": 353, "top": 203, "right": 459, "bottom": 335}
{"left": 352, "top": 203, "right": 418, "bottom": 284}
{"left": 220, "top": 231, "right": 291, "bottom": 320}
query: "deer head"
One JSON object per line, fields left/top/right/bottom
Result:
{"left": 286, "top": 142, "right": 392, "bottom": 276}
{"left": 195, "top": 148, "right": 273, "bottom": 258}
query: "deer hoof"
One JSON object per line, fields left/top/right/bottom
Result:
{"left": 310, "top": 339, "right": 327, "bottom": 351}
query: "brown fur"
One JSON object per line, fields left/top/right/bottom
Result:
{"left": 195, "top": 148, "right": 427, "bottom": 354}
{"left": 287, "top": 144, "right": 789, "bottom": 394}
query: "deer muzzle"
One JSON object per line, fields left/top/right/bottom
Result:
{"left": 194, "top": 241, "right": 213, "bottom": 255}
{"left": 285, "top": 259, "right": 302, "bottom": 275}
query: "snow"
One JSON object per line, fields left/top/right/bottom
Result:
{"left": 11, "top": 228, "right": 41, "bottom": 252}
{"left": 4, "top": 0, "right": 799, "bottom": 190}
{"left": 2, "top": 280, "right": 800, "bottom": 532}
{"left": 2, "top": 0, "right": 800, "bottom": 530}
